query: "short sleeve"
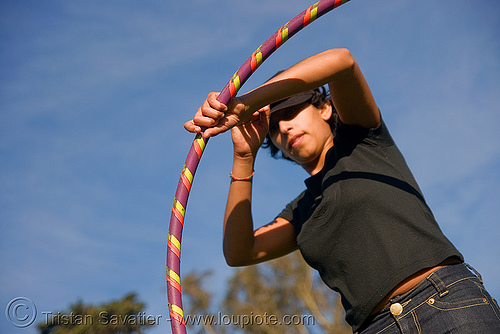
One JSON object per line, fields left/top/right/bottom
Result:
{"left": 276, "top": 189, "right": 315, "bottom": 236}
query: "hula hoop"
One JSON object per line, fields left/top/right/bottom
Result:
{"left": 167, "top": 1, "right": 351, "bottom": 333}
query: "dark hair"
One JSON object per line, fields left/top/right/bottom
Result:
{"left": 262, "top": 86, "right": 337, "bottom": 161}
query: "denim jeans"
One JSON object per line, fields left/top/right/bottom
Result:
{"left": 357, "top": 263, "right": 500, "bottom": 333}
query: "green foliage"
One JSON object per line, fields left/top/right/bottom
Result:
{"left": 182, "top": 270, "right": 220, "bottom": 334}
{"left": 183, "top": 251, "right": 351, "bottom": 334}
{"left": 38, "top": 253, "right": 351, "bottom": 333}
{"left": 38, "top": 293, "right": 154, "bottom": 334}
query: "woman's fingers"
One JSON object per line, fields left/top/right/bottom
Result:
{"left": 200, "top": 103, "right": 225, "bottom": 123}
{"left": 184, "top": 93, "right": 257, "bottom": 138}
{"left": 207, "top": 92, "right": 228, "bottom": 112}
{"left": 184, "top": 92, "right": 229, "bottom": 134}
{"left": 183, "top": 119, "right": 201, "bottom": 133}
{"left": 252, "top": 105, "right": 270, "bottom": 116}
{"left": 202, "top": 114, "right": 241, "bottom": 137}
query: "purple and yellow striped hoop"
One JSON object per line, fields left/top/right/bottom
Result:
{"left": 167, "top": 1, "right": 351, "bottom": 333}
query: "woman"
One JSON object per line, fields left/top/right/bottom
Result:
{"left": 184, "top": 49, "right": 500, "bottom": 333}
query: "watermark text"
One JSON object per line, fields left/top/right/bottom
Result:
{"left": 185, "top": 311, "right": 316, "bottom": 328}
{"left": 6, "top": 297, "right": 315, "bottom": 330}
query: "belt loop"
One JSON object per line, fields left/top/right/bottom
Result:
{"left": 465, "top": 263, "right": 483, "bottom": 283}
{"left": 426, "top": 271, "right": 449, "bottom": 297}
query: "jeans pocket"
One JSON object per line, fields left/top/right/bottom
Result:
{"left": 472, "top": 280, "right": 500, "bottom": 321}
{"left": 426, "top": 294, "right": 488, "bottom": 311}
{"left": 420, "top": 278, "right": 500, "bottom": 332}
{"left": 426, "top": 277, "right": 489, "bottom": 311}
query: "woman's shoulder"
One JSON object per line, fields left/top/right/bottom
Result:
{"left": 334, "top": 113, "right": 394, "bottom": 147}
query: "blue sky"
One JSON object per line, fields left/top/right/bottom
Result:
{"left": 1, "top": 0, "right": 499, "bottom": 333}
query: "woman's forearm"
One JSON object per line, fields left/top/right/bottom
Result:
{"left": 241, "top": 48, "right": 378, "bottom": 128}
{"left": 240, "top": 48, "right": 355, "bottom": 112}
{"left": 222, "top": 155, "right": 257, "bottom": 266}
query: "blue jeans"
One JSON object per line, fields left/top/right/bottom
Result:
{"left": 357, "top": 263, "right": 500, "bottom": 333}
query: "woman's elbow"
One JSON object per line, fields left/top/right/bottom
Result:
{"left": 327, "top": 48, "right": 356, "bottom": 71}
{"left": 223, "top": 246, "right": 253, "bottom": 267}
{"left": 225, "top": 257, "right": 243, "bottom": 267}
{"left": 224, "top": 253, "right": 250, "bottom": 267}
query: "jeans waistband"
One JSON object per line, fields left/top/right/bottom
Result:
{"left": 377, "top": 263, "right": 479, "bottom": 314}
{"left": 356, "top": 263, "right": 499, "bottom": 333}
{"left": 425, "top": 263, "right": 481, "bottom": 297}
{"left": 356, "top": 263, "right": 481, "bottom": 333}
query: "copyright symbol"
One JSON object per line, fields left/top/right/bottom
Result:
{"left": 5, "top": 297, "right": 37, "bottom": 328}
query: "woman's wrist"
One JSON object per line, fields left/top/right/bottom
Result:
{"left": 233, "top": 151, "right": 257, "bottom": 164}
{"left": 232, "top": 155, "right": 255, "bottom": 176}
{"left": 230, "top": 170, "right": 255, "bottom": 182}
{"left": 233, "top": 152, "right": 258, "bottom": 165}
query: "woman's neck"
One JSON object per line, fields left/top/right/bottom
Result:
{"left": 302, "top": 138, "right": 334, "bottom": 175}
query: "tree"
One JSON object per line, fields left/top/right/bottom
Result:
{"left": 182, "top": 251, "right": 351, "bottom": 333}
{"left": 182, "top": 270, "right": 221, "bottom": 334}
{"left": 38, "top": 293, "right": 155, "bottom": 334}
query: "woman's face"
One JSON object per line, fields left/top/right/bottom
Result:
{"left": 269, "top": 102, "right": 334, "bottom": 169}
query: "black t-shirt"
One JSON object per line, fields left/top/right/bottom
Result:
{"left": 277, "top": 118, "right": 463, "bottom": 331}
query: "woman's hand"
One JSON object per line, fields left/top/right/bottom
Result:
{"left": 184, "top": 92, "right": 256, "bottom": 138}
{"left": 231, "top": 105, "right": 270, "bottom": 159}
